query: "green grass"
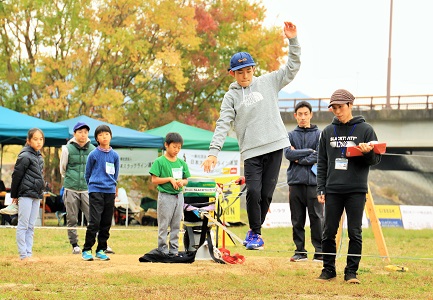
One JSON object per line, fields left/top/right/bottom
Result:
{"left": 0, "top": 220, "right": 432, "bottom": 299}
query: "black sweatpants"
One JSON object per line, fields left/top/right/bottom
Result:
{"left": 322, "top": 192, "right": 366, "bottom": 274}
{"left": 244, "top": 149, "right": 283, "bottom": 235}
{"left": 289, "top": 184, "right": 324, "bottom": 255}
{"left": 83, "top": 192, "right": 115, "bottom": 252}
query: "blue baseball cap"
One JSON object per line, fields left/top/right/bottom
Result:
{"left": 73, "top": 122, "right": 90, "bottom": 132}
{"left": 229, "top": 52, "right": 256, "bottom": 71}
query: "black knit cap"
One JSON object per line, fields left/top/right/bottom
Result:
{"left": 328, "top": 89, "right": 355, "bottom": 108}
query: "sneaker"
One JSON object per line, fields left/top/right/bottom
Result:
{"left": 0, "top": 204, "right": 18, "bottom": 215}
{"left": 344, "top": 273, "right": 361, "bottom": 284}
{"left": 243, "top": 229, "right": 253, "bottom": 246}
{"left": 316, "top": 269, "right": 337, "bottom": 281}
{"left": 313, "top": 255, "right": 323, "bottom": 262}
{"left": 82, "top": 250, "right": 94, "bottom": 261}
{"left": 245, "top": 233, "right": 264, "bottom": 250}
{"left": 95, "top": 250, "right": 110, "bottom": 261}
{"left": 104, "top": 246, "right": 115, "bottom": 254}
{"left": 72, "top": 246, "right": 81, "bottom": 254}
{"left": 290, "top": 253, "right": 308, "bottom": 262}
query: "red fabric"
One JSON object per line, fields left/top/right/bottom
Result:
{"left": 219, "top": 248, "right": 245, "bottom": 264}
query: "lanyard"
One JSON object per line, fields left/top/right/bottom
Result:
{"left": 333, "top": 124, "right": 357, "bottom": 157}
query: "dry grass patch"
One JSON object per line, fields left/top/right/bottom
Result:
{"left": 0, "top": 225, "right": 432, "bottom": 299}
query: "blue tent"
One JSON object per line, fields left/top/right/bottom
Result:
{"left": 0, "top": 106, "right": 69, "bottom": 146}
{"left": 58, "top": 115, "right": 163, "bottom": 148}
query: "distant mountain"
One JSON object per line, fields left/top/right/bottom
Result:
{"left": 278, "top": 90, "right": 311, "bottom": 99}
{"left": 278, "top": 90, "right": 329, "bottom": 112}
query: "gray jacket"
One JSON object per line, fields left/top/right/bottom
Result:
{"left": 208, "top": 37, "right": 301, "bottom": 160}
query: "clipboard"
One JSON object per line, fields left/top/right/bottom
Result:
{"left": 346, "top": 142, "right": 386, "bottom": 157}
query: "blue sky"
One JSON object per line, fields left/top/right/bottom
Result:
{"left": 260, "top": 0, "right": 433, "bottom": 98}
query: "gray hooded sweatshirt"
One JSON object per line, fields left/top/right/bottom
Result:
{"left": 208, "top": 37, "right": 301, "bottom": 161}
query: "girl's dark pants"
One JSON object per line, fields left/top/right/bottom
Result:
{"left": 83, "top": 192, "right": 115, "bottom": 252}
{"left": 244, "top": 149, "right": 283, "bottom": 235}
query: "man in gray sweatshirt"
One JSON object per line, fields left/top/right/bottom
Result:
{"left": 202, "top": 21, "right": 301, "bottom": 250}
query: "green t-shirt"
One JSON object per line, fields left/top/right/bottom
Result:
{"left": 149, "top": 156, "right": 191, "bottom": 194}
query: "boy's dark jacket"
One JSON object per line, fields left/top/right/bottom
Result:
{"left": 317, "top": 116, "right": 381, "bottom": 195}
{"left": 11, "top": 145, "right": 44, "bottom": 199}
{"left": 284, "top": 125, "right": 320, "bottom": 186}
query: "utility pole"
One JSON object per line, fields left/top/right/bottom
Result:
{"left": 386, "top": 0, "right": 393, "bottom": 109}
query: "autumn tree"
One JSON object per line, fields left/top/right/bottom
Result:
{"left": 0, "top": 0, "right": 288, "bottom": 193}
{"left": 1, "top": 0, "right": 288, "bottom": 128}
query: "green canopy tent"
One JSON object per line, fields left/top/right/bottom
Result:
{"left": 145, "top": 121, "right": 239, "bottom": 151}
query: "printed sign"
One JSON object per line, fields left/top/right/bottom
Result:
{"left": 117, "top": 148, "right": 158, "bottom": 176}
{"left": 179, "top": 149, "right": 240, "bottom": 177}
{"left": 214, "top": 175, "right": 241, "bottom": 223}
{"left": 373, "top": 205, "right": 403, "bottom": 227}
{"left": 400, "top": 205, "right": 433, "bottom": 229}
{"left": 263, "top": 203, "right": 293, "bottom": 228}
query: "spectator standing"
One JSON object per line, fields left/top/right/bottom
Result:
{"left": 316, "top": 89, "right": 381, "bottom": 284}
{"left": 11, "top": 128, "right": 45, "bottom": 261}
{"left": 149, "top": 132, "right": 190, "bottom": 256}
{"left": 284, "top": 101, "right": 323, "bottom": 262}
{"left": 60, "top": 122, "right": 95, "bottom": 254}
{"left": 82, "top": 125, "right": 119, "bottom": 261}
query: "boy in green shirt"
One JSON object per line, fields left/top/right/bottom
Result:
{"left": 149, "top": 132, "right": 190, "bottom": 255}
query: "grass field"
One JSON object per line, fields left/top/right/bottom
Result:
{"left": 0, "top": 220, "right": 433, "bottom": 299}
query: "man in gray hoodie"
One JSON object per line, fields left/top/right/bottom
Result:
{"left": 202, "top": 21, "right": 301, "bottom": 250}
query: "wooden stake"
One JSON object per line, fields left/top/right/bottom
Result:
{"left": 365, "top": 185, "right": 391, "bottom": 262}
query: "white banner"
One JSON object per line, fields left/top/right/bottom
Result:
{"left": 263, "top": 203, "right": 293, "bottom": 228}
{"left": 400, "top": 205, "right": 433, "bottom": 229}
{"left": 179, "top": 149, "right": 240, "bottom": 177}
{"left": 117, "top": 148, "right": 158, "bottom": 176}
{"left": 263, "top": 203, "right": 369, "bottom": 229}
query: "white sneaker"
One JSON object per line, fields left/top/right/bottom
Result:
{"left": 0, "top": 204, "right": 18, "bottom": 215}
{"left": 72, "top": 246, "right": 81, "bottom": 254}
{"left": 104, "top": 246, "right": 115, "bottom": 254}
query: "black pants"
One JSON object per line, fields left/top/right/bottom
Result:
{"left": 83, "top": 192, "right": 115, "bottom": 252}
{"left": 289, "top": 185, "right": 324, "bottom": 255}
{"left": 244, "top": 149, "right": 283, "bottom": 235}
{"left": 322, "top": 192, "right": 366, "bottom": 274}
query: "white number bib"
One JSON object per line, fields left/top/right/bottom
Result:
{"left": 106, "top": 162, "right": 115, "bottom": 175}
{"left": 172, "top": 167, "right": 183, "bottom": 180}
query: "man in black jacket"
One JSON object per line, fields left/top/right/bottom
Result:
{"left": 284, "top": 101, "right": 323, "bottom": 262}
{"left": 316, "top": 89, "right": 381, "bottom": 284}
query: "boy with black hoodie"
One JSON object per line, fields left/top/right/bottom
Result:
{"left": 316, "top": 89, "right": 381, "bottom": 284}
